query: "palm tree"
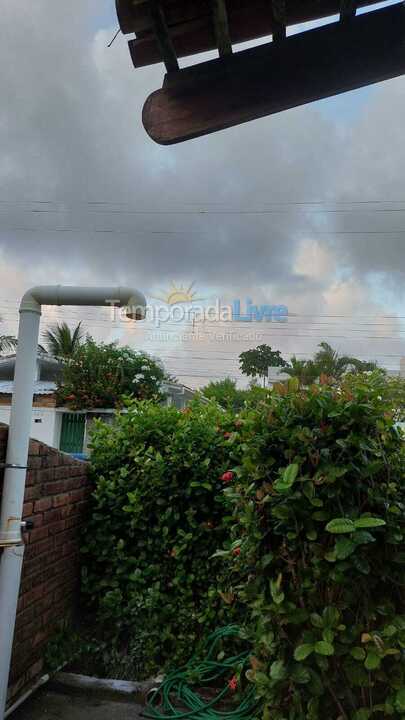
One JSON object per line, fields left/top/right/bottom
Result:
{"left": 284, "top": 356, "right": 320, "bottom": 386}
{"left": 0, "top": 334, "right": 16, "bottom": 354}
{"left": 0, "top": 316, "right": 17, "bottom": 354}
{"left": 313, "top": 342, "right": 358, "bottom": 379}
{"left": 42, "top": 322, "right": 84, "bottom": 359}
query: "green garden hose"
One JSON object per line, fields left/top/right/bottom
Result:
{"left": 144, "top": 626, "right": 257, "bottom": 720}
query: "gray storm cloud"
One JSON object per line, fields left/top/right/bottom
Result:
{"left": 0, "top": 0, "right": 404, "bottom": 380}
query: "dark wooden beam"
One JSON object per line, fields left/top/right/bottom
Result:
{"left": 272, "top": 0, "right": 286, "bottom": 44}
{"left": 148, "top": 0, "right": 179, "bottom": 72}
{"left": 128, "top": 0, "right": 385, "bottom": 67}
{"left": 340, "top": 0, "right": 357, "bottom": 22}
{"left": 142, "top": 2, "right": 405, "bottom": 144}
{"left": 212, "top": 0, "right": 232, "bottom": 56}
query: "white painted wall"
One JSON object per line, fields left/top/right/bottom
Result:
{"left": 0, "top": 405, "right": 59, "bottom": 447}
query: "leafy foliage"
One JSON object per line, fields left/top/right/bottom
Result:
{"left": 0, "top": 316, "right": 16, "bottom": 354}
{"left": 239, "top": 345, "right": 287, "bottom": 386}
{"left": 80, "top": 400, "right": 240, "bottom": 674}
{"left": 222, "top": 373, "right": 405, "bottom": 719}
{"left": 284, "top": 357, "right": 320, "bottom": 386}
{"left": 202, "top": 378, "right": 247, "bottom": 411}
{"left": 201, "top": 378, "right": 272, "bottom": 412}
{"left": 285, "top": 345, "right": 379, "bottom": 387}
{"left": 56, "top": 339, "right": 165, "bottom": 409}
{"left": 314, "top": 342, "right": 378, "bottom": 380}
{"left": 42, "top": 321, "right": 85, "bottom": 358}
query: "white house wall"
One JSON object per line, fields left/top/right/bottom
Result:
{"left": 0, "top": 405, "right": 59, "bottom": 447}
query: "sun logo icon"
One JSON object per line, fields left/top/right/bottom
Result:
{"left": 153, "top": 282, "right": 204, "bottom": 305}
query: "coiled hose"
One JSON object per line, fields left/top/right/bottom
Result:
{"left": 144, "top": 626, "right": 257, "bottom": 720}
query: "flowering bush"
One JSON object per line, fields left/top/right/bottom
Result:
{"left": 222, "top": 374, "right": 405, "bottom": 719}
{"left": 80, "top": 400, "right": 240, "bottom": 674}
{"left": 56, "top": 339, "right": 166, "bottom": 409}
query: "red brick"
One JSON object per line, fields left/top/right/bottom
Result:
{"left": 29, "top": 441, "right": 41, "bottom": 456}
{"left": 70, "top": 488, "right": 87, "bottom": 503}
{"left": 25, "top": 537, "right": 54, "bottom": 560}
{"left": 25, "top": 470, "right": 38, "bottom": 487}
{"left": 43, "top": 508, "right": 62, "bottom": 525}
{"left": 53, "top": 493, "right": 70, "bottom": 508}
{"left": 43, "top": 480, "right": 65, "bottom": 495}
{"left": 4, "top": 437, "right": 90, "bottom": 709}
{"left": 22, "top": 502, "right": 34, "bottom": 518}
{"left": 24, "top": 485, "right": 40, "bottom": 501}
{"left": 54, "top": 466, "right": 70, "bottom": 480}
{"left": 28, "top": 457, "right": 42, "bottom": 469}
{"left": 48, "top": 520, "right": 66, "bottom": 536}
{"left": 28, "top": 526, "right": 49, "bottom": 544}
{"left": 34, "top": 497, "right": 52, "bottom": 513}
{"left": 22, "top": 584, "right": 45, "bottom": 609}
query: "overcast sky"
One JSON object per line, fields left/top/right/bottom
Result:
{"left": 1, "top": 0, "right": 404, "bottom": 386}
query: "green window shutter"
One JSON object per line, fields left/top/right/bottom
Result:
{"left": 59, "top": 413, "right": 85, "bottom": 454}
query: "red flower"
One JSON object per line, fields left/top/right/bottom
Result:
{"left": 232, "top": 547, "right": 241, "bottom": 557}
{"left": 223, "top": 432, "right": 232, "bottom": 439}
{"left": 228, "top": 676, "right": 238, "bottom": 692}
{"left": 221, "top": 471, "right": 234, "bottom": 484}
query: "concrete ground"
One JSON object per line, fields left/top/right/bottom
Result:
{"left": 10, "top": 688, "right": 144, "bottom": 720}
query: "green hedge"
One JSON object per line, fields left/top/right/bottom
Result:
{"left": 80, "top": 373, "right": 405, "bottom": 714}
{"left": 81, "top": 400, "right": 239, "bottom": 674}
{"left": 222, "top": 374, "right": 405, "bottom": 719}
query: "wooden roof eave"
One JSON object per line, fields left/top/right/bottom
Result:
{"left": 117, "top": 0, "right": 387, "bottom": 68}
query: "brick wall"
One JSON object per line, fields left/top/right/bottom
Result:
{"left": 0, "top": 424, "right": 91, "bottom": 708}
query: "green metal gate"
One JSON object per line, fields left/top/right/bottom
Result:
{"left": 59, "top": 413, "right": 86, "bottom": 454}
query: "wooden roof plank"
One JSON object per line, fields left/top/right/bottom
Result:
{"left": 340, "top": 0, "right": 357, "bottom": 22}
{"left": 271, "top": 0, "right": 286, "bottom": 44}
{"left": 127, "top": 0, "right": 386, "bottom": 67}
{"left": 149, "top": 0, "right": 179, "bottom": 71}
{"left": 142, "top": 2, "right": 405, "bottom": 144}
{"left": 212, "top": 0, "right": 233, "bottom": 56}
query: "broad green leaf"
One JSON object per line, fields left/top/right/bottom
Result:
{"left": 351, "top": 647, "right": 366, "bottom": 661}
{"left": 274, "top": 463, "right": 299, "bottom": 493}
{"left": 310, "top": 613, "right": 323, "bottom": 629}
{"left": 395, "top": 688, "right": 405, "bottom": 712}
{"left": 291, "top": 665, "right": 311, "bottom": 684}
{"left": 364, "top": 651, "right": 381, "bottom": 670}
{"left": 270, "top": 660, "right": 287, "bottom": 681}
{"left": 323, "top": 607, "right": 340, "bottom": 628}
{"left": 315, "top": 641, "right": 334, "bottom": 656}
{"left": 294, "top": 644, "right": 314, "bottom": 661}
{"left": 354, "top": 710, "right": 371, "bottom": 720}
{"left": 335, "top": 538, "right": 355, "bottom": 560}
{"left": 326, "top": 518, "right": 356, "bottom": 534}
{"left": 354, "top": 517, "right": 386, "bottom": 529}
{"left": 270, "top": 578, "right": 284, "bottom": 605}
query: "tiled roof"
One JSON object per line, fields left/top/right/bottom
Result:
{"left": 0, "top": 381, "right": 56, "bottom": 396}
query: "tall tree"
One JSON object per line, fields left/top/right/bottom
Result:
{"left": 313, "top": 341, "right": 357, "bottom": 379}
{"left": 239, "top": 344, "right": 287, "bottom": 387}
{"left": 42, "top": 322, "right": 85, "bottom": 359}
{"left": 56, "top": 340, "right": 166, "bottom": 409}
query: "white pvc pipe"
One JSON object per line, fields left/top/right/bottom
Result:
{"left": 0, "top": 286, "right": 146, "bottom": 720}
